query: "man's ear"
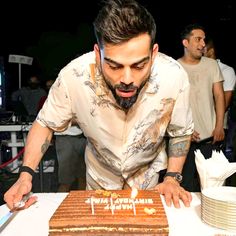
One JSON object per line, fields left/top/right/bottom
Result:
{"left": 94, "top": 44, "right": 101, "bottom": 64}
{"left": 182, "top": 39, "right": 188, "bottom": 48}
{"left": 151, "top": 43, "right": 159, "bottom": 62}
{"left": 152, "top": 43, "right": 159, "bottom": 56}
{"left": 208, "top": 48, "right": 215, "bottom": 58}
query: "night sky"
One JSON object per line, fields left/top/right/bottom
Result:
{"left": 0, "top": 0, "right": 235, "bottom": 95}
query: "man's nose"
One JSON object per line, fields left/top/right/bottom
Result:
{"left": 201, "top": 39, "right": 206, "bottom": 47}
{"left": 120, "top": 68, "right": 133, "bottom": 85}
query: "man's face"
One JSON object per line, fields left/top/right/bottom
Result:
{"left": 95, "top": 33, "right": 158, "bottom": 110}
{"left": 28, "top": 76, "right": 40, "bottom": 90}
{"left": 184, "top": 29, "right": 206, "bottom": 60}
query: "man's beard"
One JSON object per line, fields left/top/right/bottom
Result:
{"left": 104, "top": 77, "right": 148, "bottom": 110}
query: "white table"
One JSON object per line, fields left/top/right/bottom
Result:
{"left": 0, "top": 124, "right": 59, "bottom": 172}
{"left": 0, "top": 124, "right": 31, "bottom": 169}
{"left": 0, "top": 192, "right": 234, "bottom": 236}
{"left": 0, "top": 124, "right": 74, "bottom": 160}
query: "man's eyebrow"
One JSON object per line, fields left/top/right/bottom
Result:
{"left": 193, "top": 36, "right": 204, "bottom": 39}
{"left": 104, "top": 56, "right": 150, "bottom": 66}
{"left": 104, "top": 57, "right": 121, "bottom": 66}
{"left": 132, "top": 56, "right": 150, "bottom": 66}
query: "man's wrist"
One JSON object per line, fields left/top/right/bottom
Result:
{"left": 164, "top": 172, "right": 183, "bottom": 184}
{"left": 19, "top": 166, "right": 35, "bottom": 178}
{"left": 163, "top": 176, "right": 180, "bottom": 185}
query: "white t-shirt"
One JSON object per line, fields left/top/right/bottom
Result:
{"left": 217, "top": 59, "right": 236, "bottom": 128}
{"left": 217, "top": 59, "right": 236, "bottom": 92}
{"left": 178, "top": 57, "right": 223, "bottom": 140}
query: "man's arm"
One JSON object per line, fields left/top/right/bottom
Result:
{"left": 4, "top": 120, "right": 53, "bottom": 209}
{"left": 166, "top": 136, "right": 191, "bottom": 173}
{"left": 222, "top": 66, "right": 236, "bottom": 110}
{"left": 212, "top": 81, "right": 225, "bottom": 143}
{"left": 22, "top": 121, "right": 53, "bottom": 169}
{"left": 164, "top": 136, "right": 192, "bottom": 203}
{"left": 11, "top": 89, "right": 21, "bottom": 101}
{"left": 224, "top": 90, "right": 233, "bottom": 111}
{"left": 155, "top": 67, "right": 194, "bottom": 208}
{"left": 156, "top": 135, "right": 192, "bottom": 208}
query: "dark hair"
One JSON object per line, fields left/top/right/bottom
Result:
{"left": 205, "top": 37, "right": 214, "bottom": 49}
{"left": 180, "top": 23, "right": 205, "bottom": 40}
{"left": 205, "top": 37, "right": 218, "bottom": 58}
{"left": 93, "top": 0, "right": 156, "bottom": 49}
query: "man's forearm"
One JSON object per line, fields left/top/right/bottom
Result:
{"left": 224, "top": 91, "right": 233, "bottom": 111}
{"left": 167, "top": 135, "right": 191, "bottom": 172}
{"left": 22, "top": 121, "right": 53, "bottom": 171}
{"left": 214, "top": 82, "right": 225, "bottom": 129}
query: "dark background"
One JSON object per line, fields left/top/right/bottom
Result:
{"left": 0, "top": 0, "right": 235, "bottom": 109}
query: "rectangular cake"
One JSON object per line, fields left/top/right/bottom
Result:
{"left": 49, "top": 189, "right": 169, "bottom": 235}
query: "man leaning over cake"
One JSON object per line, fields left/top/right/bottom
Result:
{"left": 4, "top": 0, "right": 194, "bottom": 209}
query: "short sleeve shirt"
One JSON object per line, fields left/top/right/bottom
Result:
{"left": 178, "top": 57, "right": 224, "bottom": 140}
{"left": 37, "top": 51, "right": 193, "bottom": 189}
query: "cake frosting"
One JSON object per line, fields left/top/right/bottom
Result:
{"left": 49, "top": 189, "right": 169, "bottom": 235}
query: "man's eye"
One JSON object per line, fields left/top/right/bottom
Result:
{"left": 109, "top": 65, "right": 120, "bottom": 70}
{"left": 194, "top": 37, "right": 202, "bottom": 42}
{"left": 133, "top": 65, "right": 145, "bottom": 70}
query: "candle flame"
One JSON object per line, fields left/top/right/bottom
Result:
{"left": 131, "top": 188, "right": 138, "bottom": 199}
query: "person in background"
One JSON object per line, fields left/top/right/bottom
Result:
{"left": 228, "top": 87, "right": 236, "bottom": 154}
{"left": 4, "top": 0, "right": 194, "bottom": 209}
{"left": 227, "top": 86, "right": 236, "bottom": 186}
{"left": 37, "top": 79, "right": 55, "bottom": 111}
{"left": 11, "top": 75, "right": 47, "bottom": 120}
{"left": 178, "top": 24, "right": 225, "bottom": 192}
{"left": 56, "top": 125, "right": 87, "bottom": 192}
{"left": 204, "top": 38, "right": 236, "bottom": 159}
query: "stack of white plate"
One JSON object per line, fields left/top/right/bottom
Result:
{"left": 201, "top": 186, "right": 236, "bottom": 232}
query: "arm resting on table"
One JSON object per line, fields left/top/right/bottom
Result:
{"left": 4, "top": 121, "right": 53, "bottom": 209}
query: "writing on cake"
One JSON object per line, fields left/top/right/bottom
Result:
{"left": 85, "top": 197, "right": 153, "bottom": 210}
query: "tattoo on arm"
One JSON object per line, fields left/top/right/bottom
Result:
{"left": 168, "top": 136, "right": 191, "bottom": 157}
{"left": 41, "top": 139, "right": 50, "bottom": 155}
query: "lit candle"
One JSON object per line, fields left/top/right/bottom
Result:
{"left": 131, "top": 188, "right": 138, "bottom": 216}
{"left": 132, "top": 198, "right": 136, "bottom": 215}
{"left": 91, "top": 196, "right": 95, "bottom": 215}
{"left": 110, "top": 197, "right": 114, "bottom": 215}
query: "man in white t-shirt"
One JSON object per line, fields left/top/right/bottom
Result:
{"left": 204, "top": 38, "right": 236, "bottom": 130}
{"left": 178, "top": 24, "right": 225, "bottom": 192}
{"left": 204, "top": 39, "right": 236, "bottom": 167}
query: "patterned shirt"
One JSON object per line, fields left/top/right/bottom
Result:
{"left": 37, "top": 51, "right": 193, "bottom": 190}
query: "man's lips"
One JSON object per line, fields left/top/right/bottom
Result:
{"left": 116, "top": 89, "right": 136, "bottom": 98}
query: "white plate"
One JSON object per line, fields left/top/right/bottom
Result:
{"left": 202, "top": 186, "right": 236, "bottom": 203}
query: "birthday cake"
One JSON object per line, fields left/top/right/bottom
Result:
{"left": 49, "top": 189, "right": 169, "bottom": 235}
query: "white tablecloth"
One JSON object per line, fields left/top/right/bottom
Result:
{"left": 0, "top": 192, "right": 234, "bottom": 236}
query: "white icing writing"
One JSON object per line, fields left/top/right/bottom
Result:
{"left": 85, "top": 198, "right": 153, "bottom": 211}
{"left": 113, "top": 198, "right": 153, "bottom": 204}
{"left": 104, "top": 204, "right": 134, "bottom": 210}
{"left": 86, "top": 198, "right": 153, "bottom": 204}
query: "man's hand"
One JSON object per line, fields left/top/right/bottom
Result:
{"left": 4, "top": 174, "right": 37, "bottom": 210}
{"left": 212, "top": 126, "right": 224, "bottom": 144}
{"left": 191, "top": 130, "right": 200, "bottom": 142}
{"left": 155, "top": 177, "right": 192, "bottom": 208}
